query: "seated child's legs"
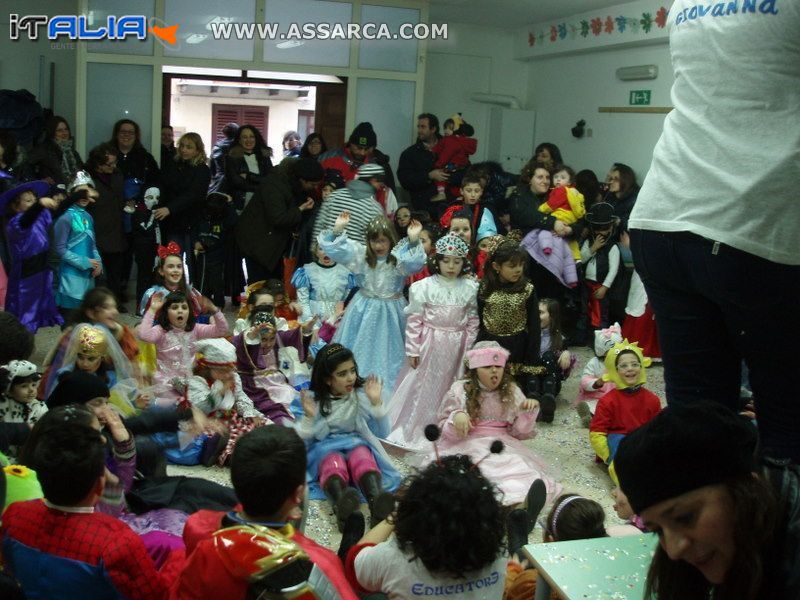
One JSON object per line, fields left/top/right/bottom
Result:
{"left": 607, "top": 433, "right": 626, "bottom": 463}
{"left": 319, "top": 451, "right": 350, "bottom": 487}
{"left": 346, "top": 445, "right": 379, "bottom": 484}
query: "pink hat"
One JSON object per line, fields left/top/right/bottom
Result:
{"left": 466, "top": 341, "right": 510, "bottom": 369}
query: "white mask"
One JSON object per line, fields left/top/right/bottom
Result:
{"left": 144, "top": 187, "right": 160, "bottom": 210}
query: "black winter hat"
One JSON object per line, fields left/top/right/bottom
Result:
{"left": 615, "top": 402, "right": 758, "bottom": 515}
{"left": 585, "top": 202, "right": 616, "bottom": 227}
{"left": 293, "top": 158, "right": 324, "bottom": 182}
{"left": 348, "top": 122, "right": 377, "bottom": 148}
{"left": 47, "top": 371, "right": 110, "bottom": 409}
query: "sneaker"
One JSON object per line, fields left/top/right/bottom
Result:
{"left": 537, "top": 393, "right": 556, "bottom": 423}
{"left": 577, "top": 401, "right": 593, "bottom": 428}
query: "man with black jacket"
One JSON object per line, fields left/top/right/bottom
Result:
{"left": 397, "top": 113, "right": 449, "bottom": 218}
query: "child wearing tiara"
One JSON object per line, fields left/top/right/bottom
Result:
{"left": 432, "top": 341, "right": 559, "bottom": 506}
{"left": 233, "top": 310, "right": 300, "bottom": 423}
{"left": 136, "top": 290, "right": 228, "bottom": 407}
{"left": 318, "top": 212, "right": 425, "bottom": 391}
{"left": 53, "top": 171, "right": 103, "bottom": 318}
{"left": 589, "top": 339, "right": 661, "bottom": 484}
{"left": 291, "top": 240, "right": 356, "bottom": 327}
{"left": 297, "top": 343, "right": 399, "bottom": 531}
{"left": 1, "top": 180, "right": 63, "bottom": 332}
{"left": 0, "top": 361, "right": 46, "bottom": 427}
{"left": 576, "top": 323, "right": 622, "bottom": 428}
{"left": 387, "top": 233, "right": 479, "bottom": 450}
{"left": 44, "top": 324, "right": 138, "bottom": 415}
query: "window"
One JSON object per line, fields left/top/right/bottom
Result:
{"left": 211, "top": 104, "right": 269, "bottom": 144}
{"left": 297, "top": 110, "right": 315, "bottom": 140}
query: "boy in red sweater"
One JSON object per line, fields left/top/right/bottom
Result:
{"left": 589, "top": 340, "right": 661, "bottom": 484}
{"left": 1, "top": 408, "right": 174, "bottom": 599}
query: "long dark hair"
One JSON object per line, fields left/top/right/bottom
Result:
{"left": 534, "top": 142, "right": 563, "bottom": 166}
{"left": 46, "top": 115, "right": 71, "bottom": 141}
{"left": 152, "top": 252, "right": 189, "bottom": 294}
{"left": 70, "top": 287, "right": 116, "bottom": 326}
{"left": 154, "top": 291, "right": 196, "bottom": 331}
{"left": 479, "top": 240, "right": 529, "bottom": 299}
{"left": 393, "top": 455, "right": 505, "bottom": 577}
{"left": 309, "top": 344, "right": 364, "bottom": 417}
{"left": 610, "top": 162, "right": 639, "bottom": 198}
{"left": 84, "top": 143, "right": 118, "bottom": 174}
{"left": 0, "top": 130, "right": 20, "bottom": 167}
{"left": 300, "top": 133, "right": 328, "bottom": 158}
{"left": 644, "top": 475, "right": 778, "bottom": 600}
{"left": 545, "top": 494, "right": 607, "bottom": 541}
{"left": 109, "top": 119, "right": 143, "bottom": 150}
{"left": 539, "top": 298, "right": 565, "bottom": 353}
{"left": 233, "top": 124, "right": 270, "bottom": 156}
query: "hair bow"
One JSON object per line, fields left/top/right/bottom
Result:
{"left": 157, "top": 241, "right": 182, "bottom": 259}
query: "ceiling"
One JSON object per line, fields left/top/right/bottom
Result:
{"left": 428, "top": 0, "right": 628, "bottom": 30}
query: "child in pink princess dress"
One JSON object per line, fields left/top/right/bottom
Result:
{"left": 430, "top": 341, "right": 560, "bottom": 506}
{"left": 386, "top": 233, "right": 479, "bottom": 451}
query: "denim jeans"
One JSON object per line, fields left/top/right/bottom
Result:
{"left": 630, "top": 229, "right": 800, "bottom": 461}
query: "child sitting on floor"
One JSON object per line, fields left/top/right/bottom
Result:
{"left": 0, "top": 361, "right": 46, "bottom": 427}
{"left": 173, "top": 425, "right": 357, "bottom": 600}
{"left": 1, "top": 411, "right": 176, "bottom": 599}
{"left": 589, "top": 339, "right": 661, "bottom": 484}
{"left": 576, "top": 323, "right": 622, "bottom": 428}
{"left": 346, "top": 453, "right": 508, "bottom": 599}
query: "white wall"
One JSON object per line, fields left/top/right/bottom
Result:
{"left": 526, "top": 41, "right": 673, "bottom": 182}
{"left": 0, "top": 0, "right": 78, "bottom": 140}
{"left": 424, "top": 22, "right": 531, "bottom": 164}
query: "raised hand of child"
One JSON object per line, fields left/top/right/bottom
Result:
{"left": 364, "top": 375, "right": 383, "bottom": 406}
{"left": 558, "top": 350, "right": 572, "bottom": 370}
{"left": 201, "top": 296, "right": 218, "bottom": 313}
{"left": 104, "top": 467, "right": 120, "bottom": 487}
{"left": 333, "top": 211, "right": 351, "bottom": 234}
{"left": 454, "top": 411, "right": 472, "bottom": 438}
{"left": 39, "top": 196, "right": 58, "bottom": 210}
{"left": 149, "top": 293, "right": 165, "bottom": 313}
{"left": 520, "top": 398, "right": 540, "bottom": 412}
{"left": 300, "top": 390, "right": 317, "bottom": 419}
{"left": 301, "top": 315, "right": 318, "bottom": 335}
{"left": 408, "top": 356, "right": 419, "bottom": 369}
{"left": 406, "top": 219, "right": 423, "bottom": 244}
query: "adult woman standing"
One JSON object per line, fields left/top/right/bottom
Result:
{"left": 109, "top": 119, "right": 160, "bottom": 303}
{"left": 300, "top": 133, "right": 327, "bottom": 159}
{"left": 85, "top": 143, "right": 129, "bottom": 310}
{"left": 223, "top": 125, "right": 273, "bottom": 213}
{"left": 616, "top": 402, "right": 800, "bottom": 600}
{"left": 155, "top": 132, "right": 210, "bottom": 278}
{"left": 603, "top": 163, "right": 639, "bottom": 232}
{"left": 28, "top": 116, "right": 83, "bottom": 185}
{"left": 237, "top": 158, "right": 322, "bottom": 282}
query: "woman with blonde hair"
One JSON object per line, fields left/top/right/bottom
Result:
{"left": 156, "top": 132, "right": 210, "bottom": 276}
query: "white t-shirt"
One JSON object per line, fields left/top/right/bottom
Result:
{"left": 354, "top": 538, "right": 507, "bottom": 600}
{"left": 629, "top": 0, "right": 800, "bottom": 265}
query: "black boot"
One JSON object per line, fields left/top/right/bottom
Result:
{"left": 359, "top": 471, "right": 395, "bottom": 527}
{"left": 324, "top": 476, "right": 361, "bottom": 533}
{"left": 338, "top": 511, "right": 366, "bottom": 562}
{"left": 506, "top": 508, "right": 529, "bottom": 558}
{"left": 524, "top": 478, "right": 547, "bottom": 534}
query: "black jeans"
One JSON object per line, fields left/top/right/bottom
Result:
{"left": 631, "top": 229, "right": 800, "bottom": 461}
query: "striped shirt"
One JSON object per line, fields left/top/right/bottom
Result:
{"left": 312, "top": 185, "right": 385, "bottom": 247}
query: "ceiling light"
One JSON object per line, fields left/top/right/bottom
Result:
{"left": 206, "top": 16, "right": 234, "bottom": 31}
{"left": 275, "top": 40, "right": 305, "bottom": 49}
{"left": 186, "top": 33, "right": 208, "bottom": 44}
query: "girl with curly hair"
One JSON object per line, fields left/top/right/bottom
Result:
{"left": 346, "top": 451, "right": 508, "bottom": 599}
{"left": 430, "top": 341, "right": 559, "bottom": 507}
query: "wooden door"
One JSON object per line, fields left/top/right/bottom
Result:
{"left": 211, "top": 104, "right": 269, "bottom": 143}
{"left": 314, "top": 81, "right": 347, "bottom": 150}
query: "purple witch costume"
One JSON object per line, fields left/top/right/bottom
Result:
{"left": 2, "top": 181, "right": 63, "bottom": 332}
{"left": 233, "top": 328, "right": 305, "bottom": 424}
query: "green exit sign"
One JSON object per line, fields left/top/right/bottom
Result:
{"left": 629, "top": 90, "right": 652, "bottom": 105}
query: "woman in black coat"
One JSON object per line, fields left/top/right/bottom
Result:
{"left": 155, "top": 132, "right": 211, "bottom": 278}
{"left": 27, "top": 115, "right": 83, "bottom": 185}
{"left": 223, "top": 124, "right": 273, "bottom": 213}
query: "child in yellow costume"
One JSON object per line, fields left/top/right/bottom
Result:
{"left": 538, "top": 165, "right": 586, "bottom": 261}
{"left": 588, "top": 339, "right": 661, "bottom": 484}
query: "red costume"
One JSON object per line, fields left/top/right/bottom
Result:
{"left": 172, "top": 509, "right": 357, "bottom": 600}
{"left": 1, "top": 499, "right": 174, "bottom": 600}
{"left": 589, "top": 387, "right": 661, "bottom": 438}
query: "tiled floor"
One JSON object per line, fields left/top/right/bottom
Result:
{"left": 32, "top": 302, "right": 665, "bottom": 552}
